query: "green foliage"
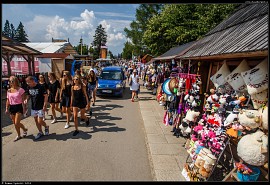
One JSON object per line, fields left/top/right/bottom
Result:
{"left": 123, "top": 4, "right": 163, "bottom": 56}
{"left": 122, "top": 42, "right": 136, "bottom": 60}
{"left": 73, "top": 44, "right": 89, "bottom": 55}
{"left": 142, "top": 4, "right": 239, "bottom": 56}
{"left": 91, "top": 24, "right": 107, "bottom": 59}
{"left": 14, "top": 22, "right": 29, "bottom": 42}
{"left": 3, "top": 20, "right": 10, "bottom": 37}
{"left": 10, "top": 24, "right": 16, "bottom": 39}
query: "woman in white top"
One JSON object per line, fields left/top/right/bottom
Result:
{"left": 129, "top": 69, "right": 140, "bottom": 102}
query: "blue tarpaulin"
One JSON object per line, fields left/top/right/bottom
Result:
{"left": 71, "top": 60, "right": 82, "bottom": 76}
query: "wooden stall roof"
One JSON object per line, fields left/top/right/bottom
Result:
{"left": 179, "top": 3, "right": 268, "bottom": 60}
{"left": 152, "top": 41, "right": 196, "bottom": 62}
{"left": 2, "top": 35, "right": 42, "bottom": 55}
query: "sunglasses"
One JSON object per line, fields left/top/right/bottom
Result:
{"left": 63, "top": 74, "right": 67, "bottom": 76}
{"left": 9, "top": 80, "right": 14, "bottom": 83}
{"left": 74, "top": 78, "right": 79, "bottom": 80}
{"left": 39, "top": 76, "right": 44, "bottom": 78}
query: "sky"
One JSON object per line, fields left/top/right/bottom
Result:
{"left": 2, "top": 4, "right": 140, "bottom": 55}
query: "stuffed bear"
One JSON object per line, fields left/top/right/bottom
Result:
{"left": 237, "top": 130, "right": 268, "bottom": 166}
{"left": 238, "top": 109, "right": 261, "bottom": 129}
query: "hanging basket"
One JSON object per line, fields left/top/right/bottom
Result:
{"left": 237, "top": 166, "right": 260, "bottom": 181}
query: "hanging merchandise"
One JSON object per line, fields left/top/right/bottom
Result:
{"left": 210, "top": 61, "right": 231, "bottom": 88}
{"left": 241, "top": 58, "right": 268, "bottom": 95}
{"left": 225, "top": 59, "right": 250, "bottom": 92}
{"left": 162, "top": 78, "right": 174, "bottom": 96}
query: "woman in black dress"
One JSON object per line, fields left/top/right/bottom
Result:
{"left": 38, "top": 74, "right": 49, "bottom": 121}
{"left": 71, "top": 75, "right": 90, "bottom": 136}
{"left": 60, "top": 71, "right": 73, "bottom": 129}
{"left": 48, "top": 72, "right": 62, "bottom": 123}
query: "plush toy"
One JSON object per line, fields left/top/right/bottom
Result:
{"left": 258, "top": 104, "right": 268, "bottom": 131}
{"left": 237, "top": 130, "right": 268, "bottom": 166}
{"left": 206, "top": 89, "right": 219, "bottom": 104}
{"left": 238, "top": 109, "right": 261, "bottom": 129}
{"left": 184, "top": 110, "right": 200, "bottom": 122}
{"left": 223, "top": 111, "right": 238, "bottom": 127}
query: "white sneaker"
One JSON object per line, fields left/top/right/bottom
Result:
{"left": 64, "top": 123, "right": 70, "bottom": 129}
{"left": 70, "top": 115, "right": 74, "bottom": 121}
{"left": 59, "top": 113, "right": 64, "bottom": 119}
{"left": 51, "top": 119, "right": 57, "bottom": 124}
{"left": 43, "top": 117, "right": 46, "bottom": 121}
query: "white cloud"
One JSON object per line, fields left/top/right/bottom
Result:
{"left": 22, "top": 8, "right": 131, "bottom": 55}
{"left": 25, "top": 15, "right": 55, "bottom": 42}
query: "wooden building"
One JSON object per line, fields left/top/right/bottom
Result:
{"left": 177, "top": 3, "right": 268, "bottom": 93}
{"left": 24, "top": 41, "right": 78, "bottom": 78}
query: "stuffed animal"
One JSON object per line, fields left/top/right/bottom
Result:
{"left": 223, "top": 111, "right": 238, "bottom": 127}
{"left": 206, "top": 89, "right": 219, "bottom": 104}
{"left": 238, "top": 109, "right": 261, "bottom": 129}
{"left": 184, "top": 110, "right": 200, "bottom": 122}
{"left": 237, "top": 130, "right": 268, "bottom": 166}
{"left": 258, "top": 104, "right": 268, "bottom": 131}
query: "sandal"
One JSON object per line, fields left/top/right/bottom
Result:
{"left": 23, "top": 129, "right": 28, "bottom": 137}
{"left": 14, "top": 136, "right": 22, "bottom": 142}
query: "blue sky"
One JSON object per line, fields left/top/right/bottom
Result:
{"left": 2, "top": 4, "right": 140, "bottom": 55}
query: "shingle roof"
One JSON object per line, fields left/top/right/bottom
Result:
{"left": 152, "top": 41, "right": 196, "bottom": 61}
{"left": 180, "top": 3, "right": 268, "bottom": 59}
{"left": 2, "top": 35, "right": 42, "bottom": 55}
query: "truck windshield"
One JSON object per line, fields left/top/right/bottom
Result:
{"left": 99, "top": 71, "right": 122, "bottom": 80}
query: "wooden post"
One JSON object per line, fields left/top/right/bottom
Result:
{"left": 22, "top": 55, "right": 32, "bottom": 75}
{"left": 206, "top": 62, "right": 213, "bottom": 93}
{"left": 31, "top": 55, "right": 35, "bottom": 76}
{"left": 2, "top": 53, "right": 12, "bottom": 76}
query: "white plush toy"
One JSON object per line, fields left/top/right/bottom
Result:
{"left": 258, "top": 105, "right": 268, "bottom": 131}
{"left": 238, "top": 109, "right": 261, "bottom": 129}
{"left": 237, "top": 130, "right": 268, "bottom": 166}
{"left": 223, "top": 112, "right": 238, "bottom": 127}
{"left": 184, "top": 110, "right": 200, "bottom": 122}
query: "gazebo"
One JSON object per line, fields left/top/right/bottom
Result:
{"left": 2, "top": 35, "right": 42, "bottom": 76}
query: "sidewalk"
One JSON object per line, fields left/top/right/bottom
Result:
{"left": 138, "top": 83, "right": 188, "bottom": 181}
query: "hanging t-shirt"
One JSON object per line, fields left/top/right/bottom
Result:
{"left": 26, "top": 83, "right": 47, "bottom": 110}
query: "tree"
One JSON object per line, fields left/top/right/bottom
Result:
{"left": 14, "top": 22, "right": 29, "bottom": 42}
{"left": 122, "top": 41, "right": 135, "bottom": 60}
{"left": 91, "top": 24, "right": 107, "bottom": 59}
{"left": 124, "top": 4, "right": 163, "bottom": 56}
{"left": 3, "top": 20, "right": 11, "bottom": 37}
{"left": 10, "top": 23, "right": 16, "bottom": 39}
{"left": 142, "top": 4, "right": 239, "bottom": 56}
{"left": 108, "top": 50, "right": 114, "bottom": 59}
{"left": 73, "top": 38, "right": 89, "bottom": 55}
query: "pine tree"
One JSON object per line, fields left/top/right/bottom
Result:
{"left": 14, "top": 22, "right": 29, "bottom": 42}
{"left": 10, "top": 23, "right": 16, "bottom": 39}
{"left": 3, "top": 20, "right": 11, "bottom": 37}
{"left": 92, "top": 24, "right": 107, "bottom": 59}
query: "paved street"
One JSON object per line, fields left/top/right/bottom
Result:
{"left": 2, "top": 81, "right": 189, "bottom": 181}
{"left": 2, "top": 87, "right": 153, "bottom": 181}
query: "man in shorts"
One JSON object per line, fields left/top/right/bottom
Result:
{"left": 25, "top": 76, "right": 49, "bottom": 140}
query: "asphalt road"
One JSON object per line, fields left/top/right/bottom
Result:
{"left": 2, "top": 87, "right": 154, "bottom": 181}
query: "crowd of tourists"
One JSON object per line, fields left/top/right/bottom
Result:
{"left": 5, "top": 64, "right": 99, "bottom": 141}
